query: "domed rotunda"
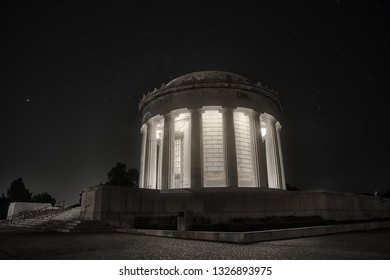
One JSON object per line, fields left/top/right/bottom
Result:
{"left": 138, "top": 71, "right": 286, "bottom": 190}
{"left": 80, "top": 70, "right": 390, "bottom": 235}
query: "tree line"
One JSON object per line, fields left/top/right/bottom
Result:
{"left": 105, "top": 162, "right": 139, "bottom": 187}
{"left": 0, "top": 178, "right": 56, "bottom": 219}
{"left": 0, "top": 163, "right": 138, "bottom": 220}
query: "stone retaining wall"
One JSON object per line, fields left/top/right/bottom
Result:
{"left": 80, "top": 185, "right": 390, "bottom": 228}
{"left": 7, "top": 202, "right": 52, "bottom": 218}
{"left": 118, "top": 220, "right": 390, "bottom": 243}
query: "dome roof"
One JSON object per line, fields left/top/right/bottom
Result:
{"left": 139, "top": 70, "right": 282, "bottom": 121}
{"left": 165, "top": 71, "right": 253, "bottom": 87}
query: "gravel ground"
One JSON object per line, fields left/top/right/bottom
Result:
{"left": 0, "top": 226, "right": 389, "bottom": 260}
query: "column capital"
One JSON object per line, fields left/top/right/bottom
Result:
{"left": 140, "top": 124, "right": 147, "bottom": 133}
{"left": 262, "top": 113, "right": 277, "bottom": 124}
{"left": 146, "top": 115, "right": 164, "bottom": 126}
{"left": 249, "top": 110, "right": 260, "bottom": 118}
{"left": 163, "top": 112, "right": 174, "bottom": 120}
{"left": 188, "top": 108, "right": 203, "bottom": 114}
{"left": 146, "top": 119, "right": 157, "bottom": 128}
{"left": 219, "top": 107, "right": 236, "bottom": 114}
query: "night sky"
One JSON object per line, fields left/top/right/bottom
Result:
{"left": 1, "top": 1, "right": 389, "bottom": 205}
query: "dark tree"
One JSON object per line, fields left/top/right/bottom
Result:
{"left": 286, "top": 183, "right": 300, "bottom": 191}
{"left": 79, "top": 191, "right": 82, "bottom": 205}
{"left": 127, "top": 168, "right": 139, "bottom": 188}
{"left": 32, "top": 192, "right": 56, "bottom": 204}
{"left": 7, "top": 178, "right": 32, "bottom": 202}
{"left": 106, "top": 162, "right": 128, "bottom": 186}
{"left": 0, "top": 193, "right": 9, "bottom": 219}
{"left": 106, "top": 163, "right": 139, "bottom": 187}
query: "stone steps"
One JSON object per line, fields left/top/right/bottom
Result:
{"left": 9, "top": 219, "right": 115, "bottom": 233}
{"left": 9, "top": 219, "right": 49, "bottom": 228}
{"left": 6, "top": 207, "right": 115, "bottom": 233}
{"left": 9, "top": 218, "right": 68, "bottom": 229}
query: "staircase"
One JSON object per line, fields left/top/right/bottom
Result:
{"left": 6, "top": 206, "right": 115, "bottom": 233}
{"left": 7, "top": 218, "right": 61, "bottom": 230}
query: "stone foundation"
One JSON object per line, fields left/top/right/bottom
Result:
{"left": 80, "top": 185, "right": 390, "bottom": 228}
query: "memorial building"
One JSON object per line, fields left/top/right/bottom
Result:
{"left": 138, "top": 71, "right": 286, "bottom": 190}
{"left": 80, "top": 71, "right": 390, "bottom": 233}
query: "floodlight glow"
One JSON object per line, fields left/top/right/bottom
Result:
{"left": 156, "top": 129, "right": 162, "bottom": 139}
{"left": 261, "top": 127, "right": 267, "bottom": 137}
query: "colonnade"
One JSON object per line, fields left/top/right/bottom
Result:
{"left": 139, "top": 107, "right": 286, "bottom": 190}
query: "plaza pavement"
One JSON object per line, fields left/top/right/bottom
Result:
{"left": 0, "top": 225, "right": 389, "bottom": 260}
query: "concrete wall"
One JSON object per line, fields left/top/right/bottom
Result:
{"left": 80, "top": 185, "right": 390, "bottom": 227}
{"left": 7, "top": 202, "right": 52, "bottom": 218}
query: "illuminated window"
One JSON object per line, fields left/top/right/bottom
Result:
{"left": 174, "top": 134, "right": 183, "bottom": 188}
{"left": 234, "top": 111, "right": 253, "bottom": 187}
{"left": 202, "top": 110, "right": 225, "bottom": 187}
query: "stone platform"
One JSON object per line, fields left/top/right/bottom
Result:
{"left": 80, "top": 185, "right": 390, "bottom": 230}
{"left": 117, "top": 220, "right": 390, "bottom": 243}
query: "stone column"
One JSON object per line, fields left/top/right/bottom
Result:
{"left": 161, "top": 113, "right": 175, "bottom": 189}
{"left": 276, "top": 122, "right": 286, "bottom": 190}
{"left": 190, "top": 108, "right": 203, "bottom": 188}
{"left": 264, "top": 114, "right": 282, "bottom": 189}
{"left": 259, "top": 119, "right": 269, "bottom": 188}
{"left": 144, "top": 120, "right": 158, "bottom": 189}
{"left": 139, "top": 125, "right": 147, "bottom": 189}
{"left": 222, "top": 108, "right": 238, "bottom": 187}
{"left": 250, "top": 112, "right": 268, "bottom": 188}
{"left": 156, "top": 136, "right": 163, "bottom": 190}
